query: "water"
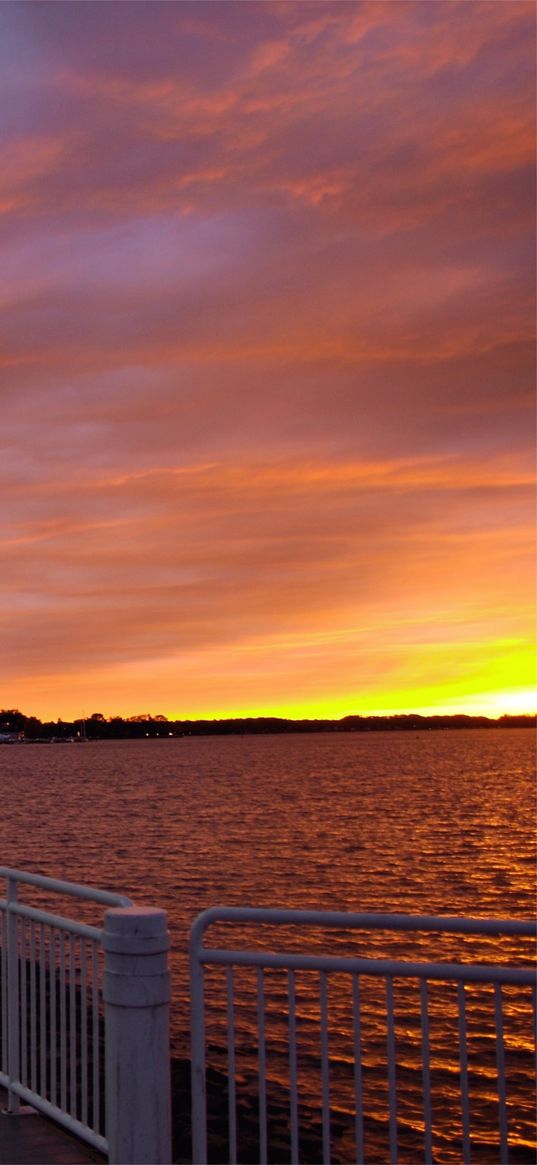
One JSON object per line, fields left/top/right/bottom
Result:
{"left": 0, "top": 728, "right": 535, "bottom": 1161}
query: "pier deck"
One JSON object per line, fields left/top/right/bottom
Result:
{"left": 0, "top": 1090, "right": 106, "bottom": 1165}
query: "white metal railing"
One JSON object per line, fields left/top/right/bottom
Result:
{"left": 189, "top": 908, "right": 537, "bottom": 1165}
{"left": 0, "top": 867, "right": 172, "bottom": 1164}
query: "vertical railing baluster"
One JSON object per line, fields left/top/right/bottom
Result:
{"left": 50, "top": 927, "right": 57, "bottom": 1107}
{"left": 257, "top": 967, "right": 268, "bottom": 1165}
{"left": 69, "top": 934, "right": 77, "bottom": 1117}
{"left": 190, "top": 946, "right": 207, "bottom": 1165}
{"left": 81, "top": 940, "right": 88, "bottom": 1126}
{"left": 532, "top": 983, "right": 537, "bottom": 1084}
{"left": 20, "top": 918, "right": 27, "bottom": 1086}
{"left": 30, "top": 919, "right": 37, "bottom": 1094}
{"left": 7, "top": 876, "right": 20, "bottom": 1112}
{"left": 226, "top": 967, "right": 237, "bottom": 1164}
{"left": 288, "top": 969, "right": 299, "bottom": 1164}
{"left": 320, "top": 970, "right": 331, "bottom": 1165}
{"left": 352, "top": 974, "right": 365, "bottom": 1165}
{"left": 59, "top": 929, "right": 67, "bottom": 1113}
{"left": 420, "top": 978, "right": 433, "bottom": 1164}
{"left": 92, "top": 940, "right": 100, "bottom": 1135}
{"left": 39, "top": 922, "right": 47, "bottom": 1097}
{"left": 458, "top": 981, "right": 471, "bottom": 1164}
{"left": 494, "top": 983, "right": 508, "bottom": 1164}
{"left": 1, "top": 909, "right": 7, "bottom": 1076}
{"left": 386, "top": 976, "right": 398, "bottom": 1164}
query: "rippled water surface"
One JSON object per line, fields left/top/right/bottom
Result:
{"left": 0, "top": 729, "right": 535, "bottom": 1161}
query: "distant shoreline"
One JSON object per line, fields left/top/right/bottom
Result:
{"left": 0, "top": 710, "right": 535, "bottom": 743}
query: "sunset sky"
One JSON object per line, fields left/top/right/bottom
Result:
{"left": 2, "top": 1, "right": 535, "bottom": 722}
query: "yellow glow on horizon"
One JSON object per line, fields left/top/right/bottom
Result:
{"left": 161, "top": 689, "right": 536, "bottom": 724}
{"left": 7, "top": 610, "right": 531, "bottom": 726}
{"left": 8, "top": 687, "right": 537, "bottom": 724}
{"left": 8, "top": 621, "right": 535, "bottom": 724}
{"left": 157, "top": 633, "right": 537, "bottom": 722}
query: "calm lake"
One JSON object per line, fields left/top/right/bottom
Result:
{"left": 0, "top": 728, "right": 535, "bottom": 1161}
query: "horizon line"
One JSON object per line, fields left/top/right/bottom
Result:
{"left": 3, "top": 709, "right": 536, "bottom": 724}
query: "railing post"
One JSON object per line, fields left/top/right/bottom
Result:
{"left": 6, "top": 876, "right": 20, "bottom": 1113}
{"left": 103, "top": 907, "right": 171, "bottom": 1165}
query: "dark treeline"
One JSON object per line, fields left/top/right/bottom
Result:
{"left": 0, "top": 708, "right": 535, "bottom": 741}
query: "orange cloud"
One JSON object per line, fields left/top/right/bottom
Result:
{"left": 2, "top": 451, "right": 534, "bottom": 708}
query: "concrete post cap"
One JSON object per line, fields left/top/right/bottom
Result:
{"left": 104, "top": 906, "right": 168, "bottom": 934}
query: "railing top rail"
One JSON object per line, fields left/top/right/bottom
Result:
{"left": 197, "top": 946, "right": 536, "bottom": 984}
{"left": 0, "top": 865, "right": 132, "bottom": 908}
{"left": 0, "top": 898, "right": 103, "bottom": 942}
{"left": 190, "top": 906, "right": 537, "bottom": 954}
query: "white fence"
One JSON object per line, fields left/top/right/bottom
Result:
{"left": 189, "top": 908, "right": 537, "bottom": 1165}
{"left": 0, "top": 867, "right": 172, "bottom": 1164}
{"left": 1, "top": 873, "right": 535, "bottom": 1165}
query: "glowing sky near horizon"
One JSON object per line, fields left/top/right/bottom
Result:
{"left": 1, "top": 0, "right": 535, "bottom": 722}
